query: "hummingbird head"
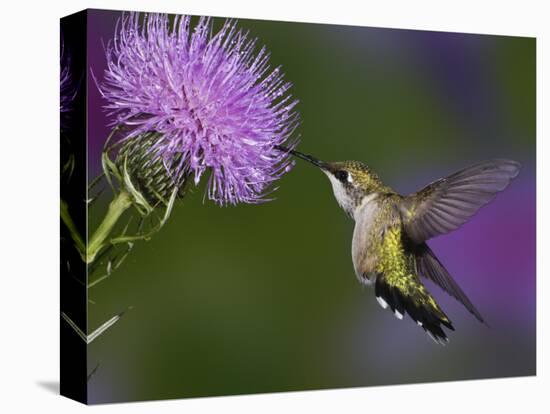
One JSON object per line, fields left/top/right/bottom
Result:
{"left": 277, "top": 146, "right": 389, "bottom": 218}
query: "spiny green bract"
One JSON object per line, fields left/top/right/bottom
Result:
{"left": 115, "top": 133, "right": 187, "bottom": 207}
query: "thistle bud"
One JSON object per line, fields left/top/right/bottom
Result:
{"left": 114, "top": 133, "right": 187, "bottom": 212}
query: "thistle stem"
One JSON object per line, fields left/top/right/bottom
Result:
{"left": 86, "top": 190, "right": 132, "bottom": 264}
{"left": 60, "top": 198, "right": 86, "bottom": 261}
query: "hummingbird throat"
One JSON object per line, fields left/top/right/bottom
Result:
{"left": 324, "top": 170, "right": 369, "bottom": 218}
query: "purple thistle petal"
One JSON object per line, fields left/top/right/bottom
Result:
{"left": 98, "top": 13, "right": 300, "bottom": 205}
{"left": 60, "top": 35, "right": 76, "bottom": 129}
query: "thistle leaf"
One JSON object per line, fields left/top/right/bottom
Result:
{"left": 61, "top": 307, "right": 132, "bottom": 344}
{"left": 123, "top": 156, "right": 154, "bottom": 215}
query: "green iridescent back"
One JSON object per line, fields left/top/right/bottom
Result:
{"left": 332, "top": 160, "right": 395, "bottom": 194}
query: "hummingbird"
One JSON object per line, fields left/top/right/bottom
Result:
{"left": 278, "top": 146, "right": 520, "bottom": 344}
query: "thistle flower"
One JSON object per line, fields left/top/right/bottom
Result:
{"left": 60, "top": 36, "right": 75, "bottom": 128}
{"left": 97, "top": 13, "right": 299, "bottom": 206}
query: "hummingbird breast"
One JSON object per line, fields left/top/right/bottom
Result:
{"left": 351, "top": 194, "right": 382, "bottom": 285}
{"left": 351, "top": 194, "right": 401, "bottom": 285}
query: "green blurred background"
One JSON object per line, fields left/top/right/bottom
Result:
{"left": 86, "top": 10, "right": 535, "bottom": 403}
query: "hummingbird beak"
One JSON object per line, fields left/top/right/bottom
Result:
{"left": 275, "top": 145, "right": 328, "bottom": 170}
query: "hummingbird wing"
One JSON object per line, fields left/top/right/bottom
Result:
{"left": 374, "top": 225, "right": 454, "bottom": 344}
{"left": 415, "top": 243, "right": 486, "bottom": 324}
{"left": 399, "top": 159, "right": 521, "bottom": 244}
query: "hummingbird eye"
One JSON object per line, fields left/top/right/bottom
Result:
{"left": 335, "top": 170, "right": 349, "bottom": 183}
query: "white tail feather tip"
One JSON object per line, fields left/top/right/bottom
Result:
{"left": 376, "top": 296, "right": 388, "bottom": 309}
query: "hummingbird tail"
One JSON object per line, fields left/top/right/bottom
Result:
{"left": 374, "top": 273, "right": 454, "bottom": 345}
